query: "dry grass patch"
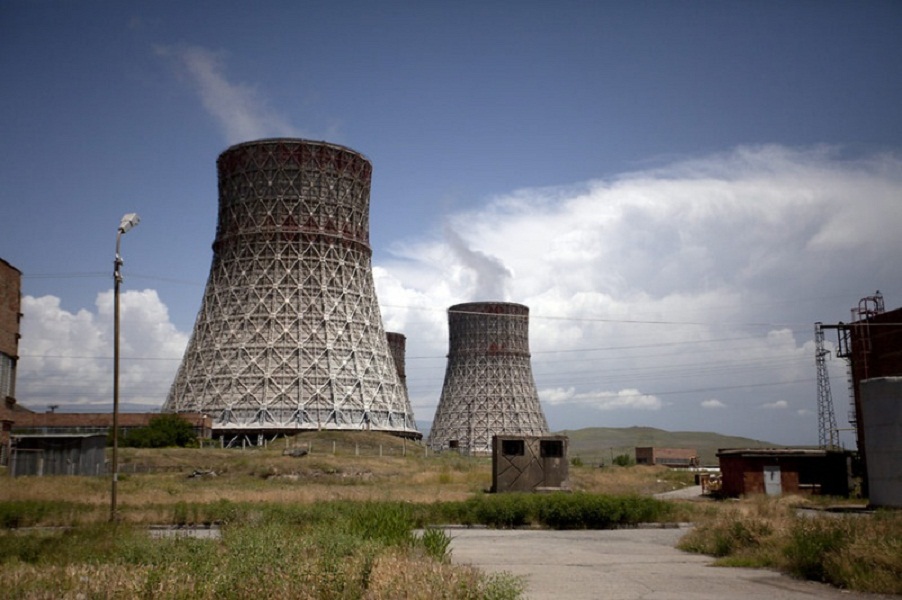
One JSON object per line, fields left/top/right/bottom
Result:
{"left": 365, "top": 548, "right": 524, "bottom": 599}
{"left": 678, "top": 495, "right": 902, "bottom": 594}
{"left": 1, "top": 444, "right": 705, "bottom": 525}
{"left": 569, "top": 463, "right": 697, "bottom": 495}
{"left": 0, "top": 506, "right": 524, "bottom": 600}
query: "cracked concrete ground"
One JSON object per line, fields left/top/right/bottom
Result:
{"left": 447, "top": 527, "right": 893, "bottom": 600}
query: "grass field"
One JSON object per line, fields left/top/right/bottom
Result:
{"left": 1, "top": 430, "right": 899, "bottom": 597}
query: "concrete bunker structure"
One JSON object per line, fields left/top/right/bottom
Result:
{"left": 491, "top": 434, "right": 570, "bottom": 493}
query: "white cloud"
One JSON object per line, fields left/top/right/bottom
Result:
{"left": 155, "top": 45, "right": 302, "bottom": 144}
{"left": 17, "top": 291, "right": 188, "bottom": 412}
{"left": 539, "top": 387, "right": 663, "bottom": 411}
{"left": 701, "top": 399, "right": 726, "bottom": 409}
{"left": 762, "top": 400, "right": 789, "bottom": 410}
{"left": 377, "top": 145, "right": 902, "bottom": 445}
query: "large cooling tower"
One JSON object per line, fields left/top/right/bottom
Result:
{"left": 428, "top": 302, "right": 549, "bottom": 454}
{"left": 165, "top": 139, "right": 420, "bottom": 440}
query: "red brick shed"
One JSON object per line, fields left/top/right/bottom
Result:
{"left": 717, "top": 448, "right": 851, "bottom": 497}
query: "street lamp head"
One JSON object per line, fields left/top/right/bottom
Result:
{"left": 118, "top": 213, "right": 140, "bottom": 234}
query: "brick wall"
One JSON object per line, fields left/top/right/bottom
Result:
{"left": 0, "top": 259, "right": 22, "bottom": 359}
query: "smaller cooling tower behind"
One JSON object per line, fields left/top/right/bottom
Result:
{"left": 428, "top": 302, "right": 549, "bottom": 454}
{"left": 386, "top": 332, "right": 410, "bottom": 413}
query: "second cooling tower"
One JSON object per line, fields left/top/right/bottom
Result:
{"left": 428, "top": 302, "right": 549, "bottom": 454}
{"left": 164, "top": 139, "right": 419, "bottom": 440}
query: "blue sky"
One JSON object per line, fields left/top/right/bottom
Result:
{"left": 2, "top": 1, "right": 901, "bottom": 445}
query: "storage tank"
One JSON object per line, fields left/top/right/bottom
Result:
{"left": 859, "top": 377, "right": 902, "bottom": 507}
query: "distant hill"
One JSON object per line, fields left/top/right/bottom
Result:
{"left": 556, "top": 426, "right": 780, "bottom": 466}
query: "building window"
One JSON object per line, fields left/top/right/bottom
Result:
{"left": 541, "top": 440, "right": 563, "bottom": 458}
{"left": 0, "top": 353, "right": 14, "bottom": 398}
{"left": 501, "top": 439, "right": 525, "bottom": 456}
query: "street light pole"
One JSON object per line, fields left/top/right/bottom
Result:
{"left": 111, "top": 213, "right": 139, "bottom": 522}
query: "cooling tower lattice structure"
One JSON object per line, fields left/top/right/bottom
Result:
{"left": 386, "top": 332, "right": 409, "bottom": 407}
{"left": 428, "top": 302, "right": 549, "bottom": 454}
{"left": 164, "top": 139, "right": 419, "bottom": 440}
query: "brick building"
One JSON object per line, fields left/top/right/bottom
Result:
{"left": 717, "top": 448, "right": 851, "bottom": 497}
{"left": 12, "top": 411, "right": 212, "bottom": 439}
{"left": 635, "top": 447, "right": 699, "bottom": 467}
{"left": 0, "top": 258, "right": 23, "bottom": 465}
{"left": 0, "top": 258, "right": 21, "bottom": 407}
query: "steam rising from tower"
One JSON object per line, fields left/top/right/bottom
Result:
{"left": 428, "top": 302, "right": 549, "bottom": 454}
{"left": 165, "top": 139, "right": 419, "bottom": 439}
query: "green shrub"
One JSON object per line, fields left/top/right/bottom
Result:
{"left": 534, "top": 493, "right": 671, "bottom": 529}
{"left": 783, "top": 517, "right": 848, "bottom": 582}
{"left": 118, "top": 413, "right": 197, "bottom": 448}
{"left": 427, "top": 499, "right": 477, "bottom": 527}
{"left": 468, "top": 494, "right": 534, "bottom": 528}
{"left": 612, "top": 453, "right": 634, "bottom": 467}
{"left": 419, "top": 527, "right": 453, "bottom": 562}
{"left": 536, "top": 493, "right": 586, "bottom": 529}
{"left": 343, "top": 501, "right": 415, "bottom": 547}
{"left": 424, "top": 492, "right": 671, "bottom": 530}
{"left": 0, "top": 500, "right": 89, "bottom": 529}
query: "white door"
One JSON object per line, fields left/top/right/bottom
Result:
{"left": 763, "top": 465, "right": 782, "bottom": 495}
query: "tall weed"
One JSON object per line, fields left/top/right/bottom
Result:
{"left": 783, "top": 517, "right": 847, "bottom": 581}
{"left": 0, "top": 500, "right": 89, "bottom": 528}
{"left": 0, "top": 518, "right": 519, "bottom": 599}
{"left": 419, "top": 527, "right": 453, "bottom": 562}
{"left": 679, "top": 501, "right": 902, "bottom": 595}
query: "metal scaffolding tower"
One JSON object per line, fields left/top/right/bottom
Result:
{"left": 815, "top": 322, "right": 839, "bottom": 449}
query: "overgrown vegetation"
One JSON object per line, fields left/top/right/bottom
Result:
{"left": 424, "top": 492, "right": 673, "bottom": 529}
{"left": 611, "top": 453, "right": 635, "bottom": 467}
{"left": 0, "top": 492, "right": 675, "bottom": 532}
{"left": 2, "top": 434, "right": 899, "bottom": 596}
{"left": 117, "top": 414, "right": 198, "bottom": 448}
{"left": 0, "top": 504, "right": 524, "bottom": 599}
{"left": 678, "top": 497, "right": 902, "bottom": 595}
{"left": 0, "top": 491, "right": 673, "bottom": 598}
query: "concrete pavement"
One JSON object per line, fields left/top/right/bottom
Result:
{"left": 447, "top": 526, "right": 892, "bottom": 599}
